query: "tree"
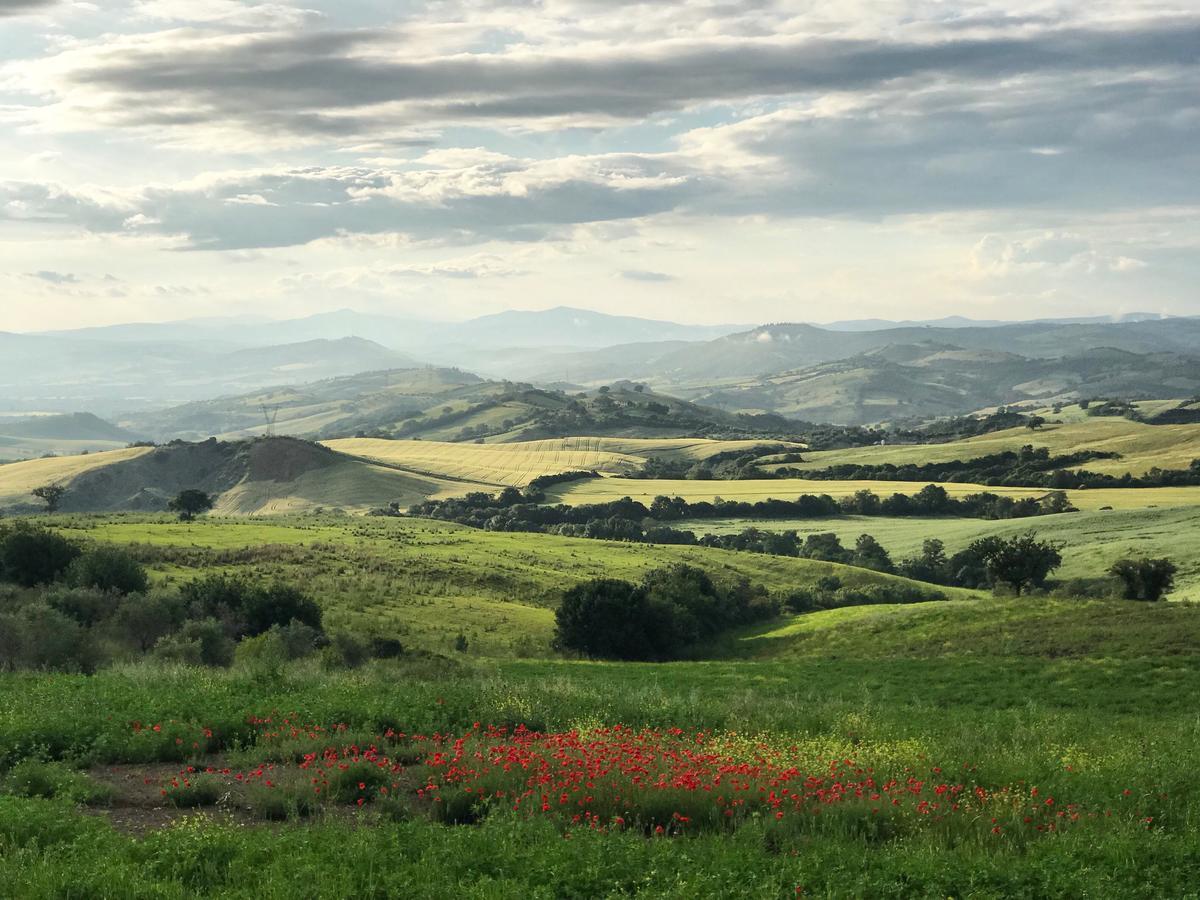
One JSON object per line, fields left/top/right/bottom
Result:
{"left": 67, "top": 546, "right": 149, "bottom": 595}
{"left": 800, "top": 532, "right": 850, "bottom": 563}
{"left": 554, "top": 578, "right": 659, "bottom": 660}
{"left": 168, "top": 490, "right": 214, "bottom": 521}
{"left": 0, "top": 526, "right": 81, "bottom": 587}
{"left": 1109, "top": 558, "right": 1177, "bottom": 601}
{"left": 852, "top": 534, "right": 894, "bottom": 573}
{"left": 1026, "top": 415, "right": 1046, "bottom": 430}
{"left": 955, "top": 533, "right": 1062, "bottom": 593}
{"left": 31, "top": 484, "right": 67, "bottom": 514}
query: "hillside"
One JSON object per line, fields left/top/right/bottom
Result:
{"left": 0, "top": 437, "right": 461, "bottom": 515}
{"left": 691, "top": 345, "right": 1200, "bottom": 424}
{"left": 0, "top": 412, "right": 143, "bottom": 460}
{"left": 126, "top": 372, "right": 809, "bottom": 444}
{"left": 786, "top": 412, "right": 1200, "bottom": 477}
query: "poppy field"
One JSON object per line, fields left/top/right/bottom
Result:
{"left": 1, "top": 646, "right": 1198, "bottom": 898}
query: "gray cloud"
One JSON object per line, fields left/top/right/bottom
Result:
{"left": 621, "top": 269, "right": 674, "bottom": 282}
{"left": 27, "top": 270, "right": 79, "bottom": 284}
{"left": 0, "top": 0, "right": 56, "bottom": 14}
{"left": 50, "top": 17, "right": 1200, "bottom": 137}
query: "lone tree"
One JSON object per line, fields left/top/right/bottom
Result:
{"left": 1026, "top": 415, "right": 1046, "bottom": 430}
{"left": 31, "top": 484, "right": 67, "bottom": 514}
{"left": 169, "top": 489, "right": 215, "bottom": 521}
{"left": 952, "top": 533, "right": 1063, "bottom": 593}
{"left": 1109, "top": 558, "right": 1177, "bottom": 601}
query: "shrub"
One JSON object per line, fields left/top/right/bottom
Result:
{"left": 108, "top": 592, "right": 186, "bottom": 652}
{"left": 322, "top": 632, "right": 369, "bottom": 669}
{"left": 45, "top": 586, "right": 114, "bottom": 627}
{"left": 67, "top": 546, "right": 149, "bottom": 595}
{"left": 1109, "top": 558, "right": 1178, "bottom": 601}
{"left": 0, "top": 603, "right": 94, "bottom": 672}
{"left": 2, "top": 760, "right": 112, "bottom": 805}
{"left": 0, "top": 526, "right": 81, "bottom": 587}
{"left": 181, "top": 576, "right": 321, "bottom": 639}
{"left": 152, "top": 619, "right": 234, "bottom": 667}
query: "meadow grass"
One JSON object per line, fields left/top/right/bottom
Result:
{"left": 49, "top": 515, "right": 978, "bottom": 655}
{"left": 683, "top": 505, "right": 1200, "bottom": 599}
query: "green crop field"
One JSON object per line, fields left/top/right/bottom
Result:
{"left": 783, "top": 416, "right": 1200, "bottom": 477}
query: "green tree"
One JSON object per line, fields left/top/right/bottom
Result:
{"left": 168, "top": 490, "right": 215, "bottom": 521}
{"left": 852, "top": 534, "right": 894, "bottom": 573}
{"left": 31, "top": 484, "right": 67, "bottom": 514}
{"left": 67, "top": 546, "right": 149, "bottom": 595}
{"left": 0, "top": 526, "right": 81, "bottom": 587}
{"left": 954, "top": 533, "right": 1063, "bottom": 593}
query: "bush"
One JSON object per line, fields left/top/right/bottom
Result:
{"left": 108, "top": 592, "right": 186, "bottom": 652}
{"left": 0, "top": 526, "right": 81, "bottom": 587}
{"left": 2, "top": 760, "right": 112, "bottom": 805}
{"left": 152, "top": 619, "right": 234, "bottom": 667}
{"left": 181, "top": 576, "right": 322, "bottom": 639}
{"left": 0, "top": 603, "right": 95, "bottom": 672}
{"left": 45, "top": 586, "right": 114, "bottom": 627}
{"left": 322, "top": 632, "right": 369, "bottom": 669}
{"left": 1109, "top": 558, "right": 1178, "bottom": 601}
{"left": 67, "top": 546, "right": 149, "bottom": 595}
{"left": 554, "top": 566, "right": 779, "bottom": 661}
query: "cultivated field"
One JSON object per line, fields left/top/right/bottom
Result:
{"left": 547, "top": 475, "right": 1200, "bottom": 511}
{"left": 0, "top": 447, "right": 152, "bottom": 508}
{"left": 782, "top": 416, "right": 1200, "bottom": 477}
{"left": 323, "top": 437, "right": 644, "bottom": 486}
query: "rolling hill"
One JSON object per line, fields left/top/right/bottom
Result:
{"left": 690, "top": 345, "right": 1200, "bottom": 424}
{"left": 0, "top": 437, "right": 461, "bottom": 516}
{"left": 124, "top": 371, "right": 809, "bottom": 445}
{"left": 0, "top": 412, "right": 143, "bottom": 460}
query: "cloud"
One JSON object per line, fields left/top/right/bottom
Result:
{"left": 21, "top": 15, "right": 1200, "bottom": 142}
{"left": 620, "top": 269, "right": 674, "bottom": 282}
{"left": 972, "top": 232, "right": 1149, "bottom": 276}
{"left": 0, "top": 0, "right": 57, "bottom": 15}
{"left": 26, "top": 269, "right": 79, "bottom": 284}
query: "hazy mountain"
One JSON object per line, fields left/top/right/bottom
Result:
{"left": 692, "top": 344, "right": 1200, "bottom": 425}
{"left": 505, "top": 318, "right": 1200, "bottom": 389}
{"left": 0, "top": 335, "right": 418, "bottom": 415}
{"left": 816, "top": 312, "right": 1171, "bottom": 331}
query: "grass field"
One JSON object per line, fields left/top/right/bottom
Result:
{"left": 1, "top": 589, "right": 1198, "bottom": 896}
{"left": 548, "top": 475, "right": 1200, "bottom": 512}
{"left": 684, "top": 506, "right": 1200, "bottom": 601}
{"left": 50, "top": 515, "right": 976, "bottom": 657}
{"left": 783, "top": 416, "right": 1200, "bottom": 477}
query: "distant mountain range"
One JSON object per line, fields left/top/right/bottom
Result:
{"left": 692, "top": 344, "right": 1200, "bottom": 425}
{"left": 4, "top": 307, "right": 1199, "bottom": 428}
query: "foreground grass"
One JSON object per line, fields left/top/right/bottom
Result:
{"left": 1, "top": 640, "right": 1198, "bottom": 897}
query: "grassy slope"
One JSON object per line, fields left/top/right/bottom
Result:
{"left": 548, "top": 474, "right": 1200, "bottom": 511}
{"left": 0, "top": 447, "right": 153, "bottom": 507}
{"left": 52, "top": 516, "right": 977, "bottom": 656}
{"left": 683, "top": 506, "right": 1200, "bottom": 600}
{"left": 786, "top": 416, "right": 1200, "bottom": 477}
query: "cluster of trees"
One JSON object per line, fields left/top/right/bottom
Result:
{"left": 0, "top": 525, "right": 399, "bottom": 672}
{"left": 553, "top": 565, "right": 778, "bottom": 661}
{"left": 799, "top": 446, "right": 1200, "bottom": 490}
{"left": 407, "top": 485, "right": 1072, "bottom": 547}
{"left": 627, "top": 446, "right": 789, "bottom": 481}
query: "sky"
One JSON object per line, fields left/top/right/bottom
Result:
{"left": 0, "top": 0, "right": 1198, "bottom": 331}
